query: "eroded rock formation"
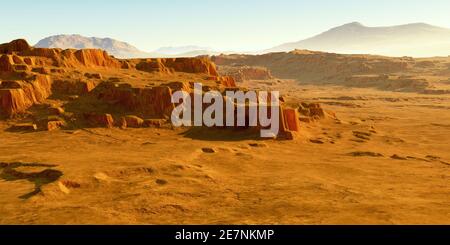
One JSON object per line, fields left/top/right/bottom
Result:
{"left": 0, "top": 75, "right": 52, "bottom": 117}
{"left": 0, "top": 39, "right": 301, "bottom": 139}
{"left": 218, "top": 65, "right": 273, "bottom": 83}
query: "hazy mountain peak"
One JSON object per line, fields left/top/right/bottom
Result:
{"left": 35, "top": 34, "right": 152, "bottom": 58}
{"left": 340, "top": 22, "right": 365, "bottom": 28}
{"left": 154, "top": 45, "right": 213, "bottom": 55}
{"left": 266, "top": 22, "right": 450, "bottom": 57}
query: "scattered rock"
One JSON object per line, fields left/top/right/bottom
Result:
{"left": 156, "top": 179, "right": 168, "bottom": 185}
{"left": 84, "top": 113, "right": 114, "bottom": 128}
{"left": 46, "top": 120, "right": 66, "bottom": 131}
{"left": 123, "top": 115, "right": 144, "bottom": 128}
{"left": 60, "top": 180, "right": 81, "bottom": 189}
{"left": 202, "top": 148, "right": 216, "bottom": 153}
{"left": 143, "top": 119, "right": 165, "bottom": 128}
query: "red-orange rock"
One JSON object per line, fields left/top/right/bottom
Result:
{"left": 123, "top": 115, "right": 144, "bottom": 128}
{"left": 0, "top": 39, "right": 31, "bottom": 54}
{"left": 0, "top": 55, "right": 14, "bottom": 73}
{"left": 217, "top": 76, "right": 237, "bottom": 87}
{"left": 73, "top": 49, "right": 122, "bottom": 68}
{"left": 97, "top": 83, "right": 175, "bottom": 118}
{"left": 143, "top": 119, "right": 165, "bottom": 128}
{"left": 298, "top": 102, "right": 326, "bottom": 119}
{"left": 52, "top": 80, "right": 96, "bottom": 95}
{"left": 218, "top": 66, "right": 273, "bottom": 83}
{"left": 282, "top": 108, "right": 300, "bottom": 132}
{"left": 32, "top": 67, "right": 50, "bottom": 75}
{"left": 23, "top": 57, "right": 34, "bottom": 66}
{"left": 0, "top": 75, "right": 52, "bottom": 117}
{"left": 84, "top": 113, "right": 114, "bottom": 128}
{"left": 47, "top": 120, "right": 66, "bottom": 131}
{"left": 135, "top": 57, "right": 219, "bottom": 76}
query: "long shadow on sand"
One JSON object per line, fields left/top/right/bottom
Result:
{"left": 181, "top": 127, "right": 263, "bottom": 142}
{"left": 0, "top": 162, "right": 63, "bottom": 199}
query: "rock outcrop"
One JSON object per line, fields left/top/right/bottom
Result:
{"left": 0, "top": 75, "right": 52, "bottom": 117}
{"left": 84, "top": 113, "right": 114, "bottom": 128}
{"left": 0, "top": 39, "right": 302, "bottom": 139}
{"left": 0, "top": 39, "right": 32, "bottom": 54}
{"left": 212, "top": 51, "right": 411, "bottom": 86}
{"left": 96, "top": 83, "right": 175, "bottom": 118}
{"left": 135, "top": 57, "right": 219, "bottom": 76}
{"left": 218, "top": 65, "right": 273, "bottom": 83}
{"left": 52, "top": 79, "right": 97, "bottom": 95}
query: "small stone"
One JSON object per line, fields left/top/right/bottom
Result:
{"left": 156, "top": 179, "right": 168, "bottom": 185}
{"left": 202, "top": 148, "right": 216, "bottom": 153}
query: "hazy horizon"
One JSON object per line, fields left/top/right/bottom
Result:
{"left": 2, "top": 0, "right": 450, "bottom": 52}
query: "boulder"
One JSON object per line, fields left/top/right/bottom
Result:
{"left": 143, "top": 119, "right": 165, "bottom": 128}
{"left": 124, "top": 115, "right": 144, "bottom": 128}
{"left": 84, "top": 113, "right": 114, "bottom": 128}
{"left": 47, "top": 120, "right": 66, "bottom": 131}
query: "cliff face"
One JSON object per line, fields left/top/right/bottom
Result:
{"left": 134, "top": 57, "right": 219, "bottom": 76}
{"left": 96, "top": 82, "right": 175, "bottom": 118}
{"left": 0, "top": 75, "right": 52, "bottom": 117}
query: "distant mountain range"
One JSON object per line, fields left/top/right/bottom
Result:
{"left": 34, "top": 23, "right": 450, "bottom": 58}
{"left": 35, "top": 35, "right": 154, "bottom": 58}
{"left": 266, "top": 22, "right": 450, "bottom": 57}
{"left": 34, "top": 35, "right": 219, "bottom": 58}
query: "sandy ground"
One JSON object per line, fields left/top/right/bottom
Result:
{"left": 0, "top": 81, "right": 449, "bottom": 224}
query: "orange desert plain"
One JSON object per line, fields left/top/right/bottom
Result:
{"left": 0, "top": 39, "right": 449, "bottom": 224}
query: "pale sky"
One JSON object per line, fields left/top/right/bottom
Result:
{"left": 2, "top": 0, "right": 450, "bottom": 52}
